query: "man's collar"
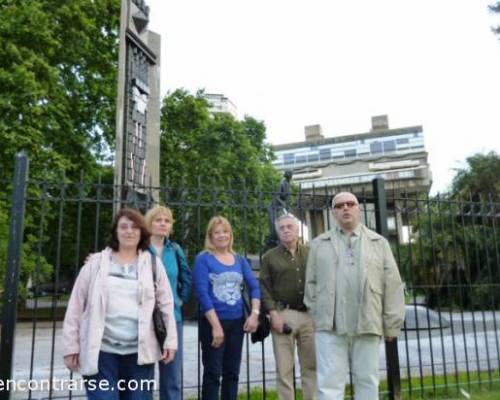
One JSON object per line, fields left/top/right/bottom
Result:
{"left": 336, "top": 223, "right": 362, "bottom": 237}
{"left": 279, "top": 241, "right": 300, "bottom": 254}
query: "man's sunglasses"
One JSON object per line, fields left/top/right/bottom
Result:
{"left": 333, "top": 201, "right": 358, "bottom": 209}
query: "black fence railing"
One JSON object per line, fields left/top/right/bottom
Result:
{"left": 1, "top": 153, "right": 499, "bottom": 399}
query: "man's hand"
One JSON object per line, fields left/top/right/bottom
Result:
{"left": 161, "top": 349, "right": 176, "bottom": 364}
{"left": 243, "top": 313, "right": 259, "bottom": 333}
{"left": 270, "top": 310, "right": 285, "bottom": 334}
{"left": 64, "top": 354, "right": 79, "bottom": 371}
{"left": 211, "top": 325, "right": 225, "bottom": 348}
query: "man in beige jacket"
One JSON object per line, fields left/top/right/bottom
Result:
{"left": 304, "top": 192, "right": 405, "bottom": 400}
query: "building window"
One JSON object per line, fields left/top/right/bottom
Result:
{"left": 397, "top": 138, "right": 409, "bottom": 145}
{"left": 296, "top": 155, "right": 307, "bottom": 164}
{"left": 344, "top": 149, "right": 357, "bottom": 158}
{"left": 319, "top": 148, "right": 331, "bottom": 161}
{"left": 383, "top": 140, "right": 396, "bottom": 152}
{"left": 284, "top": 153, "right": 295, "bottom": 165}
{"left": 370, "top": 141, "right": 383, "bottom": 154}
{"left": 308, "top": 154, "right": 319, "bottom": 163}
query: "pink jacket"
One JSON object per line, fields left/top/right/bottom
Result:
{"left": 62, "top": 248, "right": 177, "bottom": 376}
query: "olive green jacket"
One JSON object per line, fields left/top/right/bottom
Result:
{"left": 304, "top": 224, "right": 405, "bottom": 337}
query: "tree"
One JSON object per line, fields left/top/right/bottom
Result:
{"left": 0, "top": 0, "right": 120, "bottom": 303}
{"left": 397, "top": 152, "right": 500, "bottom": 310}
{"left": 0, "top": 0, "right": 120, "bottom": 180}
{"left": 490, "top": 2, "right": 500, "bottom": 37}
{"left": 159, "top": 89, "right": 281, "bottom": 257}
{"left": 451, "top": 151, "right": 500, "bottom": 199}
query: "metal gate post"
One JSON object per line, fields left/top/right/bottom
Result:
{"left": 0, "top": 152, "right": 29, "bottom": 400}
{"left": 372, "top": 177, "right": 401, "bottom": 400}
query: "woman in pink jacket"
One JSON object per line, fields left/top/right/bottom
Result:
{"left": 62, "top": 208, "right": 178, "bottom": 400}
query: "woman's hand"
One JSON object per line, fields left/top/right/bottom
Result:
{"left": 243, "top": 313, "right": 259, "bottom": 333}
{"left": 211, "top": 325, "right": 225, "bottom": 348}
{"left": 64, "top": 354, "right": 80, "bottom": 371}
{"left": 161, "top": 349, "right": 177, "bottom": 364}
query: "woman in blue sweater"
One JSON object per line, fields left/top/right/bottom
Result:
{"left": 193, "top": 215, "right": 261, "bottom": 400}
{"left": 145, "top": 205, "right": 192, "bottom": 400}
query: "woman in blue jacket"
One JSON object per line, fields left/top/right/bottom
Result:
{"left": 193, "top": 215, "right": 261, "bottom": 400}
{"left": 145, "top": 205, "right": 192, "bottom": 400}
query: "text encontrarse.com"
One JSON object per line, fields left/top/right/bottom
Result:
{"left": 0, "top": 378, "right": 157, "bottom": 392}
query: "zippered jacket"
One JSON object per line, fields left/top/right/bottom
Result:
{"left": 62, "top": 248, "right": 178, "bottom": 376}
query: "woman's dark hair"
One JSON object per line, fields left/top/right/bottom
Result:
{"left": 109, "top": 208, "right": 150, "bottom": 252}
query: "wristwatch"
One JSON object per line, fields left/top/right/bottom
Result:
{"left": 251, "top": 308, "right": 260, "bottom": 316}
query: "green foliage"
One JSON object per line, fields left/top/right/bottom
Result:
{"left": 397, "top": 166, "right": 500, "bottom": 310}
{"left": 395, "top": 153, "right": 500, "bottom": 309}
{"left": 0, "top": 201, "right": 52, "bottom": 302}
{"left": 0, "top": 0, "right": 120, "bottom": 180}
{"left": 0, "top": 0, "right": 120, "bottom": 303}
{"left": 451, "top": 151, "right": 500, "bottom": 199}
{"left": 159, "top": 89, "right": 281, "bottom": 258}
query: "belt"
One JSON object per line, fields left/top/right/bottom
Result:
{"left": 277, "top": 301, "right": 307, "bottom": 312}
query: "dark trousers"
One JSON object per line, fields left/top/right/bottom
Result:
{"left": 199, "top": 317, "right": 244, "bottom": 400}
{"left": 85, "top": 351, "right": 155, "bottom": 400}
{"left": 159, "top": 322, "right": 183, "bottom": 400}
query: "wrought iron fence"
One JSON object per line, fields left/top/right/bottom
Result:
{"left": 1, "top": 153, "right": 499, "bottom": 399}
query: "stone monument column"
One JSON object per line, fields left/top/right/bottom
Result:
{"left": 114, "top": 0, "right": 161, "bottom": 213}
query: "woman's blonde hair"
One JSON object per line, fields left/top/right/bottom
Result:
{"left": 204, "top": 215, "right": 234, "bottom": 253}
{"left": 144, "top": 205, "right": 175, "bottom": 232}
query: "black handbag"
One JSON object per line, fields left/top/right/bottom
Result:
{"left": 241, "top": 282, "right": 271, "bottom": 344}
{"left": 250, "top": 307, "right": 271, "bottom": 344}
{"left": 151, "top": 255, "right": 167, "bottom": 349}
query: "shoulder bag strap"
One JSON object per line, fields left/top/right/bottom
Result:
{"left": 173, "top": 242, "right": 183, "bottom": 295}
{"left": 237, "top": 254, "right": 251, "bottom": 316}
{"left": 151, "top": 253, "right": 158, "bottom": 293}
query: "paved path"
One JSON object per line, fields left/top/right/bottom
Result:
{"left": 8, "top": 311, "right": 500, "bottom": 399}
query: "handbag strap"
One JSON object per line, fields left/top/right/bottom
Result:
{"left": 237, "top": 254, "right": 252, "bottom": 316}
{"left": 151, "top": 254, "right": 158, "bottom": 293}
{"left": 172, "top": 242, "right": 184, "bottom": 296}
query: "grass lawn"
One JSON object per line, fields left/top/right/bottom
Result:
{"left": 234, "top": 370, "right": 500, "bottom": 399}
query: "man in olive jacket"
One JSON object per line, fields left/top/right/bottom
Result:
{"left": 304, "top": 192, "right": 405, "bottom": 400}
{"left": 260, "top": 214, "right": 316, "bottom": 400}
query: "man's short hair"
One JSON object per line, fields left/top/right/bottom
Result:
{"left": 274, "top": 213, "right": 300, "bottom": 231}
{"left": 331, "top": 191, "right": 359, "bottom": 208}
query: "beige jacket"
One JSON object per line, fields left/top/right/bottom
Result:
{"left": 304, "top": 225, "right": 405, "bottom": 337}
{"left": 62, "top": 248, "right": 177, "bottom": 376}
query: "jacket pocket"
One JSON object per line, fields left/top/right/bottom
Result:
{"left": 359, "top": 281, "right": 384, "bottom": 334}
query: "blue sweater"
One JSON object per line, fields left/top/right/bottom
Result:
{"left": 193, "top": 251, "right": 261, "bottom": 320}
{"left": 149, "top": 240, "right": 192, "bottom": 322}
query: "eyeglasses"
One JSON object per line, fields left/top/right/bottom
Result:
{"left": 333, "top": 201, "right": 358, "bottom": 209}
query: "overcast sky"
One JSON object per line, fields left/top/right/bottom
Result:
{"left": 147, "top": 0, "right": 500, "bottom": 194}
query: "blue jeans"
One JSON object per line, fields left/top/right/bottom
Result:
{"left": 84, "top": 351, "right": 155, "bottom": 400}
{"left": 199, "top": 317, "right": 244, "bottom": 400}
{"left": 159, "top": 322, "right": 183, "bottom": 400}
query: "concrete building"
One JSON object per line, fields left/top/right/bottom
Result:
{"left": 272, "top": 115, "right": 432, "bottom": 238}
{"left": 204, "top": 93, "right": 238, "bottom": 118}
